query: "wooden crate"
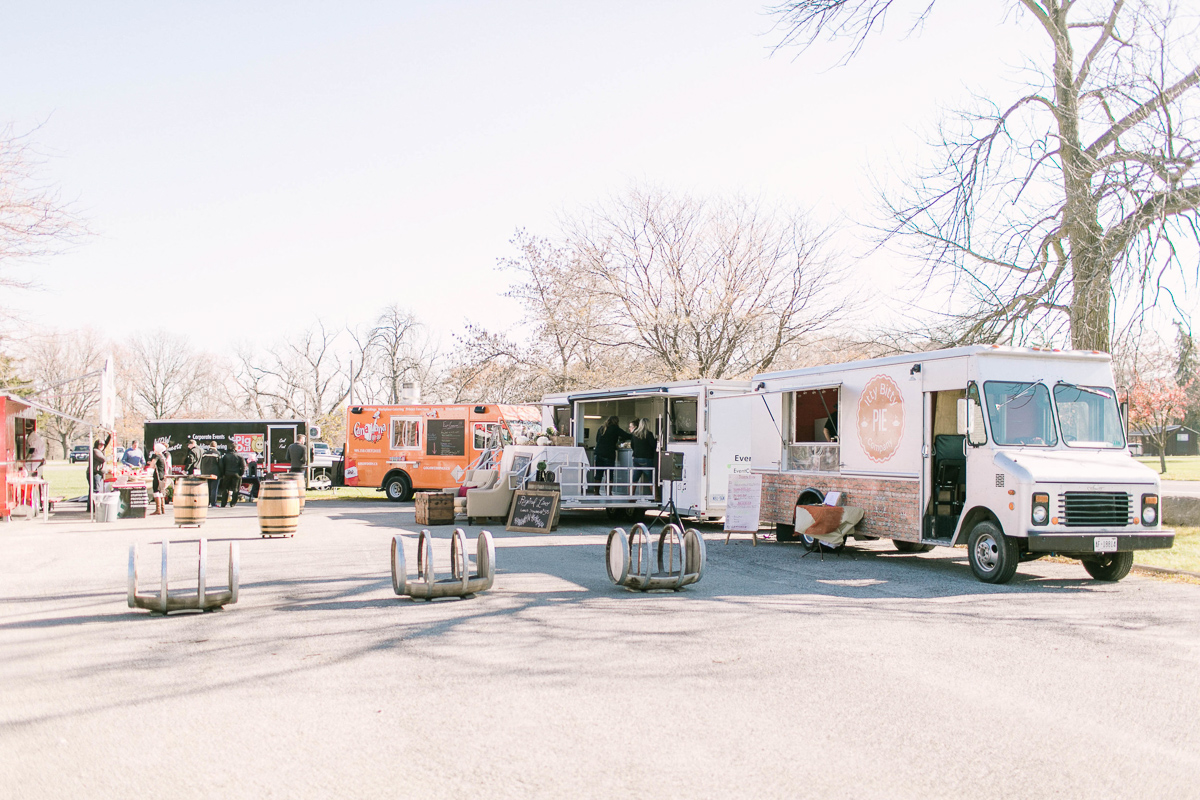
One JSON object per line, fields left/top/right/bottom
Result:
{"left": 415, "top": 492, "right": 455, "bottom": 525}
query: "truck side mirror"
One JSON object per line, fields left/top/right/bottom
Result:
{"left": 956, "top": 398, "right": 968, "bottom": 435}
{"left": 1120, "top": 401, "right": 1129, "bottom": 439}
{"left": 966, "top": 398, "right": 987, "bottom": 446}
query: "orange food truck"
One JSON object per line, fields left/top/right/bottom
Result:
{"left": 343, "top": 403, "right": 542, "bottom": 501}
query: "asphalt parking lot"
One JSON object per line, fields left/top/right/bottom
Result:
{"left": 2, "top": 501, "right": 1198, "bottom": 799}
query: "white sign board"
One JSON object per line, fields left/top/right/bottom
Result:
{"left": 99, "top": 354, "right": 116, "bottom": 429}
{"left": 723, "top": 473, "right": 762, "bottom": 533}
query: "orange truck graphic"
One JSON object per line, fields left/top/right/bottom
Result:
{"left": 343, "top": 403, "right": 542, "bottom": 501}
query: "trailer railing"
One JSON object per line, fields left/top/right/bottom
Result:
{"left": 509, "top": 462, "right": 658, "bottom": 503}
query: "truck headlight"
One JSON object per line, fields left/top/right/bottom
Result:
{"left": 1141, "top": 494, "right": 1158, "bottom": 526}
{"left": 1031, "top": 493, "right": 1049, "bottom": 526}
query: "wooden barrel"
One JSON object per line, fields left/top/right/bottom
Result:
{"left": 174, "top": 477, "right": 208, "bottom": 527}
{"left": 277, "top": 471, "right": 306, "bottom": 512}
{"left": 258, "top": 480, "right": 300, "bottom": 537}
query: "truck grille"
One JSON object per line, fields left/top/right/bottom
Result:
{"left": 1058, "top": 492, "right": 1132, "bottom": 527}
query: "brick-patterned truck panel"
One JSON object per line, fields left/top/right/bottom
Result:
{"left": 759, "top": 472, "right": 921, "bottom": 542}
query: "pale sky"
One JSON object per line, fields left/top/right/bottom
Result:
{"left": 2, "top": 1, "right": 1052, "bottom": 351}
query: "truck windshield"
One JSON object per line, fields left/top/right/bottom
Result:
{"left": 983, "top": 381, "right": 1058, "bottom": 447}
{"left": 1053, "top": 383, "right": 1125, "bottom": 448}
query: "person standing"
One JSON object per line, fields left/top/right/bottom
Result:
{"left": 26, "top": 429, "right": 46, "bottom": 478}
{"left": 630, "top": 418, "right": 657, "bottom": 496}
{"left": 200, "top": 442, "right": 221, "bottom": 508}
{"left": 122, "top": 440, "right": 145, "bottom": 468}
{"left": 88, "top": 433, "right": 112, "bottom": 511}
{"left": 217, "top": 446, "right": 245, "bottom": 507}
{"left": 245, "top": 456, "right": 261, "bottom": 500}
{"left": 184, "top": 439, "right": 203, "bottom": 475}
{"left": 590, "top": 416, "right": 631, "bottom": 494}
{"left": 287, "top": 434, "right": 307, "bottom": 474}
{"left": 146, "top": 442, "right": 169, "bottom": 515}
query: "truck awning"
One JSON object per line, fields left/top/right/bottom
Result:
{"left": 498, "top": 405, "right": 542, "bottom": 422}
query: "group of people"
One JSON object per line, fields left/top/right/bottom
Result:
{"left": 81, "top": 432, "right": 310, "bottom": 515}
{"left": 590, "top": 416, "right": 657, "bottom": 495}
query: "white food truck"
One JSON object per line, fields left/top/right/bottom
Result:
{"left": 750, "top": 345, "right": 1173, "bottom": 583}
{"left": 539, "top": 380, "right": 753, "bottom": 521}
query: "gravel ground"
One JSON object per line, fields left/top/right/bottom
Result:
{"left": 2, "top": 501, "right": 1198, "bottom": 799}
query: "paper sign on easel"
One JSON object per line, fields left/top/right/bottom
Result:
{"left": 723, "top": 473, "right": 762, "bottom": 545}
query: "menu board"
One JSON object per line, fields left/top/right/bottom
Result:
{"left": 426, "top": 419, "right": 466, "bottom": 457}
{"left": 506, "top": 490, "right": 560, "bottom": 533}
{"left": 723, "top": 473, "right": 763, "bottom": 533}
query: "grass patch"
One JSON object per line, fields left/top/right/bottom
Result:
{"left": 305, "top": 487, "right": 390, "bottom": 502}
{"left": 1134, "top": 526, "right": 1200, "bottom": 574}
{"left": 1134, "top": 456, "right": 1200, "bottom": 481}
{"left": 41, "top": 461, "right": 89, "bottom": 499}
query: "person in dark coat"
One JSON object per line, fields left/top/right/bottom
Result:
{"left": 200, "top": 443, "right": 221, "bottom": 507}
{"left": 184, "top": 439, "right": 203, "bottom": 475}
{"left": 146, "top": 443, "right": 169, "bottom": 515}
{"left": 287, "top": 434, "right": 307, "bottom": 473}
{"left": 217, "top": 446, "right": 245, "bottom": 507}
{"left": 245, "top": 456, "right": 261, "bottom": 500}
{"left": 87, "top": 432, "right": 112, "bottom": 510}
{"left": 590, "top": 416, "right": 631, "bottom": 494}
{"left": 630, "top": 418, "right": 657, "bottom": 496}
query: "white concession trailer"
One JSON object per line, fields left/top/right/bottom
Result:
{"left": 750, "top": 346, "right": 1173, "bottom": 583}
{"left": 541, "top": 380, "right": 753, "bottom": 521}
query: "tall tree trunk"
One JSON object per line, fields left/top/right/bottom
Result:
{"left": 1048, "top": 6, "right": 1111, "bottom": 352}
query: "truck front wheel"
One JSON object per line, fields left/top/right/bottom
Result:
{"left": 1081, "top": 552, "right": 1133, "bottom": 582}
{"left": 384, "top": 474, "right": 412, "bottom": 502}
{"left": 967, "top": 521, "right": 1019, "bottom": 584}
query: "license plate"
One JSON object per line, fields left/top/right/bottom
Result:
{"left": 1094, "top": 536, "right": 1118, "bottom": 553}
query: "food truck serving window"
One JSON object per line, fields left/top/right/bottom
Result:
{"left": 474, "top": 422, "right": 502, "bottom": 450}
{"left": 668, "top": 398, "right": 698, "bottom": 442}
{"left": 789, "top": 387, "right": 840, "bottom": 443}
{"left": 984, "top": 382, "right": 1058, "bottom": 447}
{"left": 783, "top": 386, "right": 841, "bottom": 473}
{"left": 390, "top": 418, "right": 421, "bottom": 450}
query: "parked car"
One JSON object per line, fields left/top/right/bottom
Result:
{"left": 311, "top": 441, "right": 341, "bottom": 470}
{"left": 69, "top": 445, "right": 89, "bottom": 463}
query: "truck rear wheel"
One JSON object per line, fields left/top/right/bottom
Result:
{"left": 893, "top": 540, "right": 933, "bottom": 553}
{"left": 384, "top": 474, "right": 412, "bottom": 502}
{"left": 1081, "top": 552, "right": 1133, "bottom": 582}
{"left": 967, "top": 521, "right": 1019, "bottom": 584}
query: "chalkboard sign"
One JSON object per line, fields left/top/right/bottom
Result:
{"left": 426, "top": 419, "right": 466, "bottom": 456}
{"left": 506, "top": 490, "right": 560, "bottom": 533}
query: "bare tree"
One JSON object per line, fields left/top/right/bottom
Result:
{"left": 120, "top": 330, "right": 218, "bottom": 420}
{"left": 234, "top": 320, "right": 351, "bottom": 421}
{"left": 772, "top": 0, "right": 1200, "bottom": 352}
{"left": 22, "top": 329, "right": 106, "bottom": 458}
{"left": 356, "top": 305, "right": 441, "bottom": 404}
{"left": 568, "top": 187, "right": 845, "bottom": 380}
{"left": 0, "top": 125, "right": 86, "bottom": 292}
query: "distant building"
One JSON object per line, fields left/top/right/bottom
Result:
{"left": 1130, "top": 425, "right": 1200, "bottom": 457}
